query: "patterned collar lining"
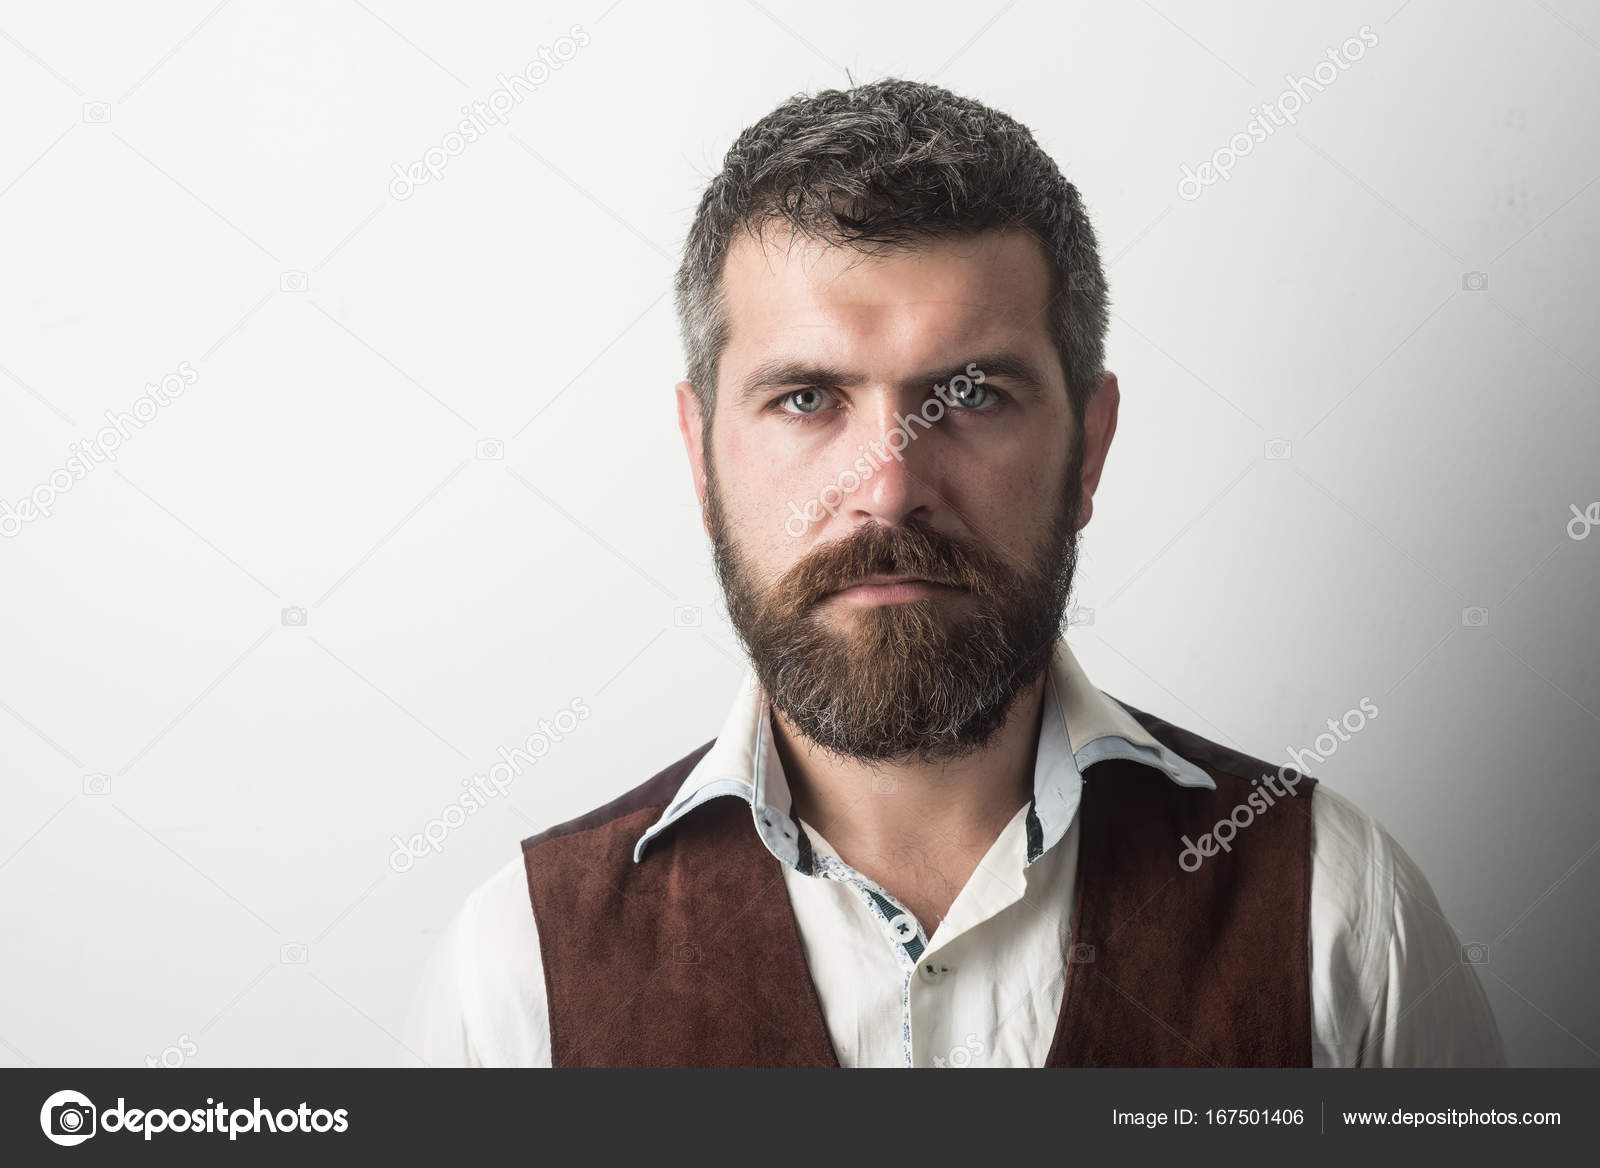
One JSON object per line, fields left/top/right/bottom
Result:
{"left": 632, "top": 637, "right": 1216, "bottom": 872}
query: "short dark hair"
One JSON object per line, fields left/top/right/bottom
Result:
{"left": 674, "top": 77, "right": 1109, "bottom": 424}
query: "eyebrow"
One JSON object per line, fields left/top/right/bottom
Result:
{"left": 734, "top": 349, "right": 1052, "bottom": 407}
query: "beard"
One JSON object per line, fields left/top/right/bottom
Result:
{"left": 705, "top": 438, "right": 1085, "bottom": 764}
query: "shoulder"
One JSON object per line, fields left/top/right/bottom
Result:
{"left": 1307, "top": 786, "right": 1505, "bottom": 1066}
{"left": 406, "top": 738, "right": 724, "bottom": 1068}
{"left": 405, "top": 853, "right": 550, "bottom": 1067}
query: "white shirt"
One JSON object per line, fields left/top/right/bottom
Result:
{"left": 405, "top": 639, "right": 1505, "bottom": 1067}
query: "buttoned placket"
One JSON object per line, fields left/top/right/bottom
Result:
{"left": 749, "top": 686, "right": 1071, "bottom": 1067}
{"left": 799, "top": 811, "right": 1040, "bottom": 1067}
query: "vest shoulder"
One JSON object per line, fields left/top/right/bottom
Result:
{"left": 520, "top": 737, "right": 717, "bottom": 854}
{"left": 1110, "top": 695, "right": 1319, "bottom": 797}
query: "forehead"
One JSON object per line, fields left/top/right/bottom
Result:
{"left": 718, "top": 226, "right": 1058, "bottom": 375}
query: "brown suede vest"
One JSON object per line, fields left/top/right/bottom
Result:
{"left": 521, "top": 699, "right": 1317, "bottom": 1067}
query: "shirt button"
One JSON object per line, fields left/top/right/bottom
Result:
{"left": 917, "top": 961, "right": 947, "bottom": 984}
{"left": 886, "top": 913, "right": 918, "bottom": 943}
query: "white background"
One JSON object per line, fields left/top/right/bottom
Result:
{"left": 1, "top": 0, "right": 1596, "bottom": 1067}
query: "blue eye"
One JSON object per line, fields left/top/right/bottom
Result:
{"left": 780, "top": 387, "right": 829, "bottom": 415}
{"left": 945, "top": 380, "right": 996, "bottom": 409}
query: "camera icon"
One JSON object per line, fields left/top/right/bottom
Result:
{"left": 279, "top": 270, "right": 309, "bottom": 293}
{"left": 1068, "top": 941, "right": 1096, "bottom": 965}
{"left": 82, "top": 102, "right": 111, "bottom": 124}
{"left": 1067, "top": 270, "right": 1100, "bottom": 293}
{"left": 281, "top": 606, "right": 308, "bottom": 627}
{"left": 82, "top": 773, "right": 111, "bottom": 796}
{"left": 673, "top": 605, "right": 701, "bottom": 628}
{"left": 474, "top": 438, "right": 504, "bottom": 460}
{"left": 674, "top": 942, "right": 700, "bottom": 964}
{"left": 47, "top": 1096, "right": 97, "bottom": 1144}
{"left": 1264, "top": 438, "right": 1293, "bottom": 461}
{"left": 280, "top": 942, "right": 308, "bottom": 964}
{"left": 871, "top": 774, "right": 898, "bottom": 795}
{"left": 1067, "top": 604, "right": 1096, "bottom": 627}
{"left": 1461, "top": 942, "right": 1490, "bottom": 965}
{"left": 1461, "top": 606, "right": 1489, "bottom": 627}
{"left": 1461, "top": 271, "right": 1489, "bottom": 292}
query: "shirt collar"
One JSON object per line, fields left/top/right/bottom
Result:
{"left": 631, "top": 637, "right": 1215, "bottom": 872}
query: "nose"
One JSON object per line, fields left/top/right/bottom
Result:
{"left": 840, "top": 390, "right": 945, "bottom": 527}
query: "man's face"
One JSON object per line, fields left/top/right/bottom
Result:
{"left": 678, "top": 227, "right": 1114, "bottom": 763}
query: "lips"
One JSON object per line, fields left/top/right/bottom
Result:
{"left": 824, "top": 574, "right": 966, "bottom": 600}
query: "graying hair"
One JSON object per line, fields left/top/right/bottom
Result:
{"left": 673, "top": 78, "right": 1109, "bottom": 425}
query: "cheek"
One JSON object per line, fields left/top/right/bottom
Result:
{"left": 718, "top": 418, "right": 848, "bottom": 523}
{"left": 948, "top": 441, "right": 1069, "bottom": 543}
{"left": 712, "top": 426, "right": 813, "bottom": 568}
{"left": 715, "top": 425, "right": 782, "bottom": 521}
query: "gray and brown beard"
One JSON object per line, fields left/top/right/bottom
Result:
{"left": 705, "top": 437, "right": 1085, "bottom": 765}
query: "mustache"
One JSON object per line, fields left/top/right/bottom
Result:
{"left": 777, "top": 519, "right": 1011, "bottom": 610}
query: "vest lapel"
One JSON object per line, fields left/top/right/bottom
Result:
{"left": 1044, "top": 759, "right": 1315, "bottom": 1066}
{"left": 529, "top": 792, "right": 839, "bottom": 1067}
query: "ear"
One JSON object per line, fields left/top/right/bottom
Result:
{"left": 675, "top": 380, "right": 710, "bottom": 533}
{"left": 1075, "top": 371, "right": 1120, "bottom": 530}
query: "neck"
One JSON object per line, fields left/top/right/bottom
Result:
{"left": 770, "top": 670, "right": 1049, "bottom": 931}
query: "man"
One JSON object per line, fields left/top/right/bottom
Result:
{"left": 407, "top": 79, "right": 1503, "bottom": 1067}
